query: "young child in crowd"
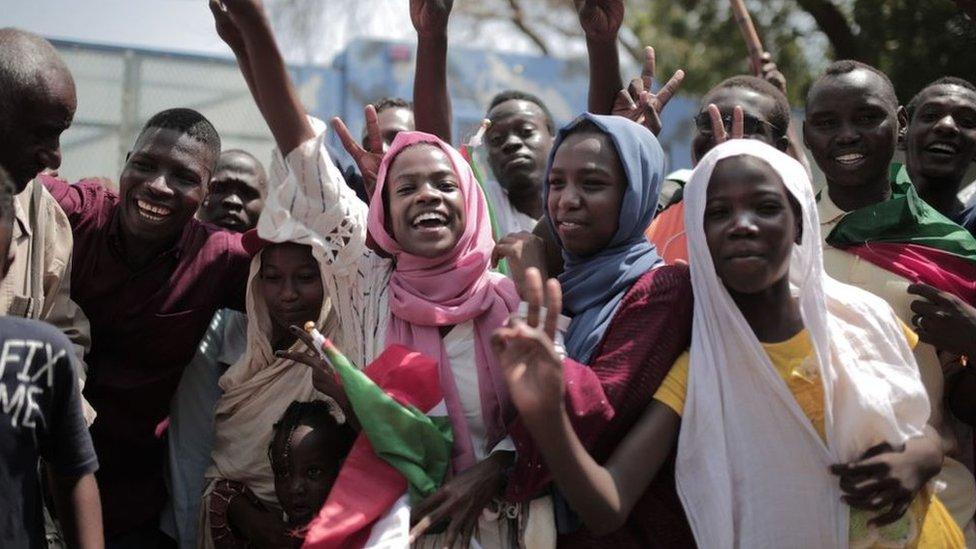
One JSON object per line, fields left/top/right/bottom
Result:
{"left": 269, "top": 400, "right": 356, "bottom": 536}
{"left": 0, "top": 166, "right": 103, "bottom": 548}
{"left": 493, "top": 140, "right": 963, "bottom": 547}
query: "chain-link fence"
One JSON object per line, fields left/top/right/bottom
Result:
{"left": 53, "top": 39, "right": 339, "bottom": 189}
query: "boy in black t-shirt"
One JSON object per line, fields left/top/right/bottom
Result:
{"left": 0, "top": 166, "right": 102, "bottom": 548}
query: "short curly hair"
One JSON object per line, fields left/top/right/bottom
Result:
{"left": 486, "top": 90, "right": 555, "bottom": 135}
{"left": 704, "top": 75, "right": 791, "bottom": 139}
{"left": 808, "top": 59, "right": 897, "bottom": 108}
{"left": 906, "top": 76, "right": 976, "bottom": 120}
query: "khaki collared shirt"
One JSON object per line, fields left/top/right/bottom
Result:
{"left": 0, "top": 180, "right": 94, "bottom": 422}
{"left": 818, "top": 190, "right": 976, "bottom": 536}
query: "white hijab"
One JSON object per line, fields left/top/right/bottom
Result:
{"left": 676, "top": 140, "right": 930, "bottom": 548}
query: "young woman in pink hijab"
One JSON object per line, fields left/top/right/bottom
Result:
{"left": 209, "top": 3, "right": 545, "bottom": 547}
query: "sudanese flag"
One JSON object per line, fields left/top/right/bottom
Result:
{"left": 825, "top": 164, "right": 976, "bottom": 305}
{"left": 302, "top": 343, "right": 452, "bottom": 549}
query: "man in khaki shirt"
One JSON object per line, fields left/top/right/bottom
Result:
{"left": 0, "top": 29, "right": 93, "bottom": 422}
{"left": 805, "top": 60, "right": 976, "bottom": 543}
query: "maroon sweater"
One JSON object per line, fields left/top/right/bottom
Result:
{"left": 507, "top": 264, "right": 695, "bottom": 548}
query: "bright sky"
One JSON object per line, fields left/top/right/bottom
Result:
{"left": 5, "top": 1, "right": 233, "bottom": 57}
{"left": 3, "top": 0, "right": 569, "bottom": 64}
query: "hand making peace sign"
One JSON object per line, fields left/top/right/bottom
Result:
{"left": 331, "top": 106, "right": 384, "bottom": 200}
{"left": 612, "top": 46, "right": 685, "bottom": 135}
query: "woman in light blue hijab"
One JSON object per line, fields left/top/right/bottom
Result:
{"left": 544, "top": 113, "right": 666, "bottom": 363}
{"left": 499, "top": 113, "right": 696, "bottom": 546}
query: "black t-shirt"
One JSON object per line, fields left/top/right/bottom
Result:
{"left": 0, "top": 317, "right": 98, "bottom": 548}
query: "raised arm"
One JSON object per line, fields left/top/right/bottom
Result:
{"left": 492, "top": 269, "right": 680, "bottom": 533}
{"left": 216, "top": 0, "right": 314, "bottom": 155}
{"left": 410, "top": 0, "right": 454, "bottom": 141}
{"left": 576, "top": 0, "right": 625, "bottom": 114}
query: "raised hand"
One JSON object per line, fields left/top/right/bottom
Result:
{"left": 707, "top": 103, "right": 745, "bottom": 143}
{"left": 209, "top": 0, "right": 246, "bottom": 53}
{"left": 611, "top": 46, "right": 685, "bottom": 135}
{"left": 575, "top": 0, "right": 624, "bottom": 43}
{"left": 409, "top": 0, "right": 454, "bottom": 37}
{"left": 759, "top": 51, "right": 787, "bottom": 94}
{"left": 331, "top": 105, "right": 384, "bottom": 200}
{"left": 492, "top": 268, "right": 564, "bottom": 426}
{"left": 214, "top": 0, "right": 266, "bottom": 25}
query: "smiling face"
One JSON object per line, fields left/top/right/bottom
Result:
{"left": 271, "top": 424, "right": 341, "bottom": 527}
{"left": 385, "top": 144, "right": 466, "bottom": 259}
{"left": 0, "top": 68, "right": 76, "bottom": 192}
{"left": 803, "top": 69, "right": 902, "bottom": 189}
{"left": 692, "top": 87, "right": 784, "bottom": 163}
{"left": 118, "top": 127, "right": 216, "bottom": 247}
{"left": 259, "top": 243, "right": 324, "bottom": 340}
{"left": 200, "top": 151, "right": 266, "bottom": 233}
{"left": 905, "top": 84, "right": 976, "bottom": 192}
{"left": 703, "top": 156, "right": 799, "bottom": 295}
{"left": 485, "top": 99, "right": 554, "bottom": 197}
{"left": 547, "top": 130, "right": 626, "bottom": 257}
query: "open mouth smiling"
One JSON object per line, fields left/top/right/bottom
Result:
{"left": 135, "top": 199, "right": 173, "bottom": 222}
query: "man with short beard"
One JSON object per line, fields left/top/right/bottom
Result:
{"left": 902, "top": 77, "right": 976, "bottom": 235}
{"left": 805, "top": 59, "right": 976, "bottom": 542}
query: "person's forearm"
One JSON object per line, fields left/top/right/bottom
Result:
{"left": 413, "top": 33, "right": 452, "bottom": 142}
{"left": 524, "top": 409, "right": 630, "bottom": 533}
{"left": 906, "top": 426, "right": 944, "bottom": 484}
{"left": 234, "top": 11, "right": 314, "bottom": 155}
{"left": 586, "top": 37, "right": 623, "bottom": 114}
{"left": 50, "top": 471, "right": 103, "bottom": 549}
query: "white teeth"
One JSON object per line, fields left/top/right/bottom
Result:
{"left": 835, "top": 153, "right": 864, "bottom": 164}
{"left": 412, "top": 212, "right": 447, "bottom": 227}
{"left": 137, "top": 200, "right": 172, "bottom": 217}
{"left": 928, "top": 143, "right": 957, "bottom": 154}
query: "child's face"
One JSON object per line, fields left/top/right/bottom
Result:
{"left": 703, "top": 156, "right": 799, "bottom": 295}
{"left": 385, "top": 144, "right": 466, "bottom": 259}
{"left": 272, "top": 425, "right": 341, "bottom": 527}
{"left": 546, "top": 130, "right": 626, "bottom": 257}
{"left": 259, "top": 243, "right": 324, "bottom": 333}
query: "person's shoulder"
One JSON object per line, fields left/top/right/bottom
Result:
{"left": 0, "top": 316, "right": 73, "bottom": 350}
{"left": 188, "top": 218, "right": 247, "bottom": 255}
{"left": 628, "top": 262, "right": 692, "bottom": 298}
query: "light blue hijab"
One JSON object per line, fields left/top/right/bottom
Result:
{"left": 545, "top": 113, "right": 666, "bottom": 363}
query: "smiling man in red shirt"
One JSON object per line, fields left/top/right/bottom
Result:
{"left": 42, "top": 108, "right": 250, "bottom": 546}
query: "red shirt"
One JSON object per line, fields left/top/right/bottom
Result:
{"left": 42, "top": 176, "right": 250, "bottom": 538}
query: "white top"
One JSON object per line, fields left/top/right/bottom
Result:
{"left": 482, "top": 177, "right": 539, "bottom": 238}
{"left": 259, "top": 119, "right": 511, "bottom": 459}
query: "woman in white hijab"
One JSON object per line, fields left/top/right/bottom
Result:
{"left": 494, "top": 139, "right": 962, "bottom": 548}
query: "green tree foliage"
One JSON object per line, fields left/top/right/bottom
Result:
{"left": 622, "top": 0, "right": 974, "bottom": 106}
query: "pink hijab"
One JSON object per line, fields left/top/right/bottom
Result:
{"left": 367, "top": 131, "right": 519, "bottom": 472}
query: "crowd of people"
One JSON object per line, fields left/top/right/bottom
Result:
{"left": 2, "top": 0, "right": 976, "bottom": 547}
